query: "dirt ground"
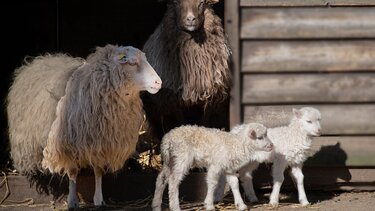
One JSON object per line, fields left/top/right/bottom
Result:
{"left": 1, "top": 190, "right": 375, "bottom": 211}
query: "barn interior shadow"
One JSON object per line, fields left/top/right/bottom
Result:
{"left": 252, "top": 142, "right": 352, "bottom": 205}
{"left": 25, "top": 172, "right": 69, "bottom": 201}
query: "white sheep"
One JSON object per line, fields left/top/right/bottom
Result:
{"left": 152, "top": 123, "right": 273, "bottom": 211}
{"left": 238, "top": 107, "right": 322, "bottom": 207}
{"left": 7, "top": 44, "right": 162, "bottom": 208}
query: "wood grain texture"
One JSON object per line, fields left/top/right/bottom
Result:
{"left": 240, "top": 0, "right": 375, "bottom": 7}
{"left": 308, "top": 136, "right": 375, "bottom": 166}
{"left": 242, "top": 73, "right": 375, "bottom": 103}
{"left": 253, "top": 166, "right": 375, "bottom": 190}
{"left": 243, "top": 105, "right": 375, "bottom": 135}
{"left": 241, "top": 8, "right": 375, "bottom": 39}
{"left": 242, "top": 41, "right": 375, "bottom": 72}
{"left": 225, "top": 0, "right": 241, "bottom": 127}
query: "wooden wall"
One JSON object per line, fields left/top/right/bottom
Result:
{"left": 225, "top": 0, "right": 375, "bottom": 189}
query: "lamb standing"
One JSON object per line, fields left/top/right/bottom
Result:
{"left": 7, "top": 45, "right": 162, "bottom": 208}
{"left": 152, "top": 123, "right": 273, "bottom": 211}
{"left": 238, "top": 107, "right": 322, "bottom": 207}
{"left": 142, "top": 0, "right": 231, "bottom": 138}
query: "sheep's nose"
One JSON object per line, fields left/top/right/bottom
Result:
{"left": 155, "top": 79, "right": 162, "bottom": 86}
{"left": 186, "top": 15, "right": 196, "bottom": 24}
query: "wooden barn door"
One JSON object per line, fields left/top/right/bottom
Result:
{"left": 226, "top": 0, "right": 375, "bottom": 190}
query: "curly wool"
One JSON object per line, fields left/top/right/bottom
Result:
{"left": 143, "top": 5, "right": 231, "bottom": 105}
{"left": 42, "top": 45, "right": 144, "bottom": 175}
{"left": 7, "top": 54, "right": 84, "bottom": 174}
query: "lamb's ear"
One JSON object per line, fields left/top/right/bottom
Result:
{"left": 292, "top": 108, "right": 303, "bottom": 119}
{"left": 248, "top": 129, "right": 257, "bottom": 140}
{"left": 206, "top": 0, "right": 220, "bottom": 5}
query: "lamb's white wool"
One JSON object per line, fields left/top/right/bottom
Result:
{"left": 152, "top": 123, "right": 273, "bottom": 211}
{"left": 239, "top": 107, "right": 322, "bottom": 206}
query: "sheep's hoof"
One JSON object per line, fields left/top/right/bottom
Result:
{"left": 67, "top": 196, "right": 79, "bottom": 209}
{"left": 269, "top": 202, "right": 279, "bottom": 208}
{"left": 300, "top": 201, "right": 310, "bottom": 207}
{"left": 67, "top": 202, "right": 79, "bottom": 210}
{"left": 237, "top": 203, "right": 248, "bottom": 211}
{"left": 247, "top": 196, "right": 259, "bottom": 203}
{"left": 94, "top": 200, "right": 106, "bottom": 207}
{"left": 205, "top": 204, "right": 215, "bottom": 211}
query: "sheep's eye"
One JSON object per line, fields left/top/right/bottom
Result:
{"left": 306, "top": 120, "right": 312, "bottom": 124}
{"left": 258, "top": 137, "right": 263, "bottom": 140}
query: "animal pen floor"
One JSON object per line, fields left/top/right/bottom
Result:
{"left": 1, "top": 191, "right": 374, "bottom": 210}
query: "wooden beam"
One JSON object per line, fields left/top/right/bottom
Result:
{"left": 241, "top": 8, "right": 375, "bottom": 39}
{"left": 240, "top": 0, "right": 375, "bottom": 7}
{"left": 243, "top": 105, "right": 375, "bottom": 135}
{"left": 242, "top": 41, "right": 375, "bottom": 72}
{"left": 225, "top": 0, "right": 241, "bottom": 128}
{"left": 242, "top": 73, "right": 375, "bottom": 103}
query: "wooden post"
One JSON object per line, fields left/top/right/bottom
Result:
{"left": 225, "top": 0, "right": 241, "bottom": 128}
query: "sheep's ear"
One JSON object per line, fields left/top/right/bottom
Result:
{"left": 248, "top": 129, "right": 257, "bottom": 140}
{"left": 206, "top": 0, "right": 220, "bottom": 5}
{"left": 292, "top": 108, "right": 303, "bottom": 119}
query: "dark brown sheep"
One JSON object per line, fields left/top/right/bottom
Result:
{"left": 142, "top": 0, "right": 231, "bottom": 139}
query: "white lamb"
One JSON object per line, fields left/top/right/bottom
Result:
{"left": 152, "top": 123, "right": 273, "bottom": 211}
{"left": 238, "top": 107, "right": 322, "bottom": 207}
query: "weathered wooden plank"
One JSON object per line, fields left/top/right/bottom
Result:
{"left": 243, "top": 105, "right": 375, "bottom": 135}
{"left": 308, "top": 136, "right": 375, "bottom": 166}
{"left": 253, "top": 166, "right": 375, "bottom": 190}
{"left": 241, "top": 8, "right": 375, "bottom": 39}
{"left": 242, "top": 73, "right": 375, "bottom": 103}
{"left": 240, "top": 0, "right": 375, "bottom": 7}
{"left": 225, "top": 0, "right": 241, "bottom": 127}
{"left": 242, "top": 41, "right": 375, "bottom": 72}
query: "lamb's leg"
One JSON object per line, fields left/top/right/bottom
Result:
{"left": 67, "top": 170, "right": 79, "bottom": 209}
{"left": 152, "top": 166, "right": 170, "bottom": 211}
{"left": 290, "top": 164, "right": 309, "bottom": 206}
{"left": 93, "top": 167, "right": 106, "bottom": 206}
{"left": 204, "top": 166, "right": 222, "bottom": 211}
{"left": 269, "top": 157, "right": 288, "bottom": 207}
{"left": 214, "top": 173, "right": 227, "bottom": 203}
{"left": 226, "top": 174, "right": 247, "bottom": 211}
{"left": 168, "top": 157, "right": 191, "bottom": 211}
{"left": 239, "top": 162, "right": 259, "bottom": 203}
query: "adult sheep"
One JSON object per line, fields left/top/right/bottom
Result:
{"left": 7, "top": 45, "right": 162, "bottom": 208}
{"left": 142, "top": 0, "right": 231, "bottom": 138}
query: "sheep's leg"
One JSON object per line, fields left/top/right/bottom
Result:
{"left": 290, "top": 164, "right": 309, "bottom": 206}
{"left": 239, "top": 162, "right": 259, "bottom": 203}
{"left": 67, "top": 170, "right": 79, "bottom": 209}
{"left": 269, "top": 157, "right": 288, "bottom": 207}
{"left": 168, "top": 157, "right": 191, "bottom": 211}
{"left": 226, "top": 174, "right": 247, "bottom": 211}
{"left": 204, "top": 166, "right": 222, "bottom": 211}
{"left": 213, "top": 173, "right": 227, "bottom": 203}
{"left": 93, "top": 167, "right": 106, "bottom": 206}
{"left": 152, "top": 166, "right": 170, "bottom": 211}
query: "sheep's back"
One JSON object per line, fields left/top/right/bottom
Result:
{"left": 7, "top": 54, "right": 84, "bottom": 174}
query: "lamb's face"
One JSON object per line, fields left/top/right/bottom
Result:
{"left": 247, "top": 124, "right": 273, "bottom": 152}
{"left": 171, "top": 0, "right": 219, "bottom": 32}
{"left": 293, "top": 107, "right": 322, "bottom": 136}
{"left": 116, "top": 46, "right": 162, "bottom": 94}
